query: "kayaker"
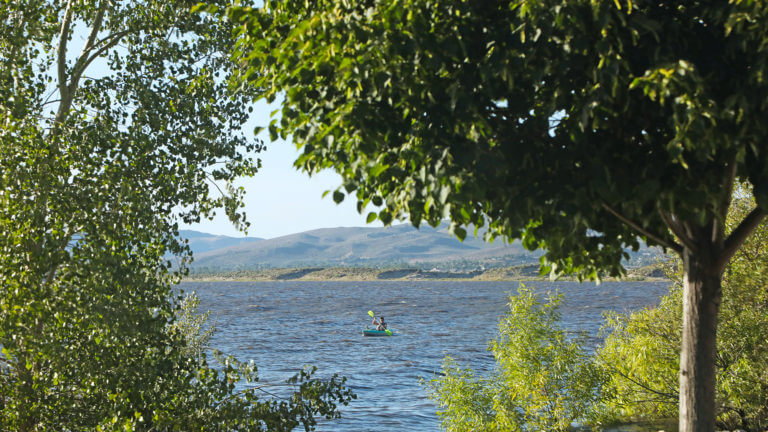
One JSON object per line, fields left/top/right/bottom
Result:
{"left": 372, "top": 316, "right": 387, "bottom": 331}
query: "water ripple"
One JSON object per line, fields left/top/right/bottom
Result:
{"left": 184, "top": 280, "right": 669, "bottom": 431}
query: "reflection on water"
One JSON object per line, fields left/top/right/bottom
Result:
{"left": 182, "top": 280, "right": 670, "bottom": 431}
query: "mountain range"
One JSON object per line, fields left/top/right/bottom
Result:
{"left": 180, "top": 229, "right": 262, "bottom": 254}
{"left": 182, "top": 224, "right": 663, "bottom": 272}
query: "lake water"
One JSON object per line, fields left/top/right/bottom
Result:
{"left": 181, "top": 280, "right": 670, "bottom": 431}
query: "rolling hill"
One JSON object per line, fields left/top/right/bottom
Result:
{"left": 179, "top": 230, "right": 262, "bottom": 254}
{"left": 183, "top": 223, "right": 664, "bottom": 272}
{"left": 185, "top": 223, "right": 539, "bottom": 270}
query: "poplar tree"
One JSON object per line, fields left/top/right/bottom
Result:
{"left": 0, "top": 1, "right": 351, "bottom": 429}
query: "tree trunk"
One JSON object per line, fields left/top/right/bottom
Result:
{"left": 679, "top": 248, "right": 722, "bottom": 432}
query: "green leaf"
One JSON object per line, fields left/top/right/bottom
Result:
{"left": 453, "top": 226, "right": 467, "bottom": 241}
{"left": 370, "top": 163, "right": 389, "bottom": 178}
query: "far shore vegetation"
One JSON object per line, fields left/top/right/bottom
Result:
{"left": 183, "top": 262, "right": 669, "bottom": 283}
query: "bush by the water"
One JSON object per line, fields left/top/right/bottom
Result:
{"left": 425, "top": 286, "right": 604, "bottom": 431}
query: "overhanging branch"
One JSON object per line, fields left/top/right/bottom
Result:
{"left": 602, "top": 202, "right": 682, "bottom": 253}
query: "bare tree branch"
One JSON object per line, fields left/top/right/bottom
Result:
{"left": 80, "top": 1, "right": 106, "bottom": 58}
{"left": 658, "top": 210, "right": 696, "bottom": 253}
{"left": 55, "top": 0, "right": 75, "bottom": 125}
{"left": 602, "top": 202, "right": 682, "bottom": 253}
{"left": 717, "top": 207, "right": 767, "bottom": 273}
{"left": 68, "top": 2, "right": 111, "bottom": 115}
{"left": 78, "top": 31, "right": 130, "bottom": 79}
{"left": 713, "top": 158, "right": 738, "bottom": 245}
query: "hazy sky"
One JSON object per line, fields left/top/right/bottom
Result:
{"left": 180, "top": 99, "right": 385, "bottom": 239}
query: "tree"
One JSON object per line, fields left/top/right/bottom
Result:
{"left": 0, "top": 1, "right": 352, "bottom": 429}
{"left": 595, "top": 188, "right": 768, "bottom": 430}
{"left": 426, "top": 189, "right": 768, "bottom": 431}
{"left": 229, "top": 1, "right": 768, "bottom": 430}
{"left": 425, "top": 286, "right": 603, "bottom": 431}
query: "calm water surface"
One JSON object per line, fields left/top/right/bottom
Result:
{"left": 181, "top": 280, "right": 670, "bottom": 431}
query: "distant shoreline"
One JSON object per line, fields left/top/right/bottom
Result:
{"left": 183, "top": 264, "right": 669, "bottom": 283}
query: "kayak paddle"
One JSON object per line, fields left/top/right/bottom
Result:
{"left": 368, "top": 310, "right": 392, "bottom": 335}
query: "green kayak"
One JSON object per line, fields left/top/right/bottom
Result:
{"left": 362, "top": 329, "right": 393, "bottom": 337}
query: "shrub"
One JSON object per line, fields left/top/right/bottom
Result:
{"left": 426, "top": 285, "right": 603, "bottom": 431}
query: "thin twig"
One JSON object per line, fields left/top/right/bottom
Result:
{"left": 603, "top": 364, "right": 679, "bottom": 400}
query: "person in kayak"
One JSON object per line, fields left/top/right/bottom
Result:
{"left": 372, "top": 315, "right": 387, "bottom": 331}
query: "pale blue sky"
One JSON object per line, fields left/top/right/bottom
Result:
{"left": 181, "top": 99, "right": 385, "bottom": 239}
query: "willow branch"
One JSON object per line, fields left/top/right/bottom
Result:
{"left": 603, "top": 364, "right": 679, "bottom": 400}
{"left": 601, "top": 202, "right": 681, "bottom": 253}
{"left": 716, "top": 207, "right": 767, "bottom": 272}
{"left": 720, "top": 366, "right": 767, "bottom": 387}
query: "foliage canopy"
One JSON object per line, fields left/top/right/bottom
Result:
{"left": 231, "top": 0, "right": 768, "bottom": 277}
{"left": 230, "top": 1, "right": 768, "bottom": 429}
{"left": 0, "top": 1, "right": 352, "bottom": 430}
